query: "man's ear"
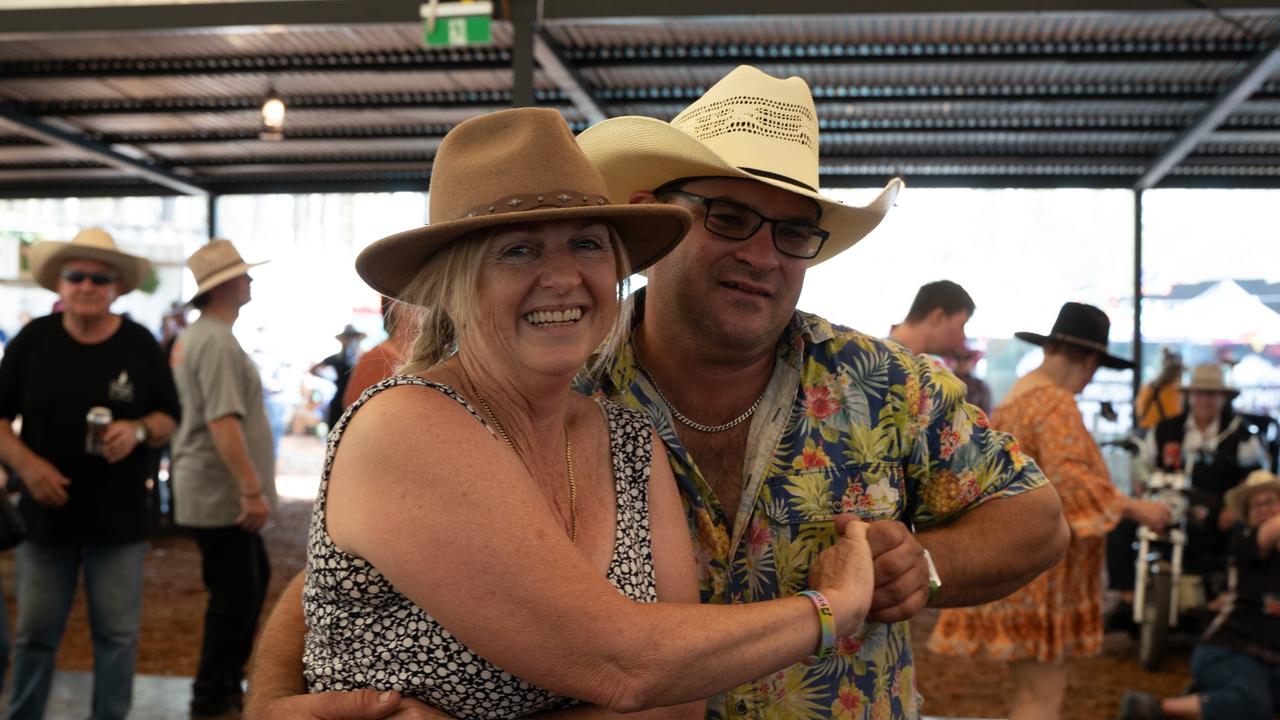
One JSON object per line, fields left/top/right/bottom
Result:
{"left": 924, "top": 307, "right": 948, "bottom": 327}
{"left": 630, "top": 190, "right": 659, "bottom": 205}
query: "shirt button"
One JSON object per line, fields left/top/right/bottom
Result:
{"left": 735, "top": 700, "right": 749, "bottom": 715}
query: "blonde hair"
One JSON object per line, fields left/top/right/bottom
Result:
{"left": 397, "top": 222, "right": 633, "bottom": 378}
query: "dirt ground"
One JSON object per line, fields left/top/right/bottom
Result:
{"left": 0, "top": 451, "right": 1196, "bottom": 719}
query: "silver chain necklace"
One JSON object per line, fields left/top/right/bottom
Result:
{"left": 636, "top": 363, "right": 765, "bottom": 434}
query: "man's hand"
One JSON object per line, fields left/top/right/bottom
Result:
{"left": 19, "top": 454, "right": 70, "bottom": 507}
{"left": 100, "top": 420, "right": 141, "bottom": 464}
{"left": 864, "top": 520, "right": 929, "bottom": 623}
{"left": 238, "top": 494, "right": 270, "bottom": 532}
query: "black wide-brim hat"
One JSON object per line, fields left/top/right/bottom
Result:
{"left": 1014, "top": 301, "right": 1135, "bottom": 369}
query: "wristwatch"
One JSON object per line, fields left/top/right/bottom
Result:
{"left": 132, "top": 421, "right": 148, "bottom": 444}
{"left": 922, "top": 548, "right": 942, "bottom": 600}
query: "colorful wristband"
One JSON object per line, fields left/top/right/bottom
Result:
{"left": 797, "top": 590, "right": 836, "bottom": 660}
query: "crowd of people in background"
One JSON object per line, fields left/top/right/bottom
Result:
{"left": 0, "top": 62, "right": 1274, "bottom": 720}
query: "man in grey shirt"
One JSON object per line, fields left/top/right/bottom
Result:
{"left": 171, "top": 238, "right": 276, "bottom": 720}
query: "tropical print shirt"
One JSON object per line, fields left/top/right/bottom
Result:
{"left": 577, "top": 294, "right": 1049, "bottom": 720}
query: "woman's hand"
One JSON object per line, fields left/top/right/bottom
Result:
{"left": 807, "top": 520, "right": 874, "bottom": 637}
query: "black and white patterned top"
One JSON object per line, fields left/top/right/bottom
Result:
{"left": 303, "top": 375, "right": 658, "bottom": 718}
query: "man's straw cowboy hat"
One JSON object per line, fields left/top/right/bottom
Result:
{"left": 186, "top": 238, "right": 268, "bottom": 302}
{"left": 356, "top": 107, "right": 692, "bottom": 298}
{"left": 576, "top": 65, "right": 903, "bottom": 265}
{"left": 29, "top": 227, "right": 151, "bottom": 294}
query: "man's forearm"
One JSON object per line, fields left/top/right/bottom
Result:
{"left": 0, "top": 422, "right": 38, "bottom": 475}
{"left": 920, "top": 484, "right": 1069, "bottom": 607}
{"left": 207, "top": 415, "right": 262, "bottom": 494}
{"left": 140, "top": 410, "right": 177, "bottom": 448}
{"left": 245, "top": 571, "right": 309, "bottom": 710}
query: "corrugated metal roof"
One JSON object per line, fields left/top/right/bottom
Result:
{"left": 1, "top": 4, "right": 1278, "bottom": 195}
{"left": 547, "top": 12, "right": 1280, "bottom": 46}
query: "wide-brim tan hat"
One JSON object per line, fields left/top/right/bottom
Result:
{"left": 1181, "top": 362, "right": 1238, "bottom": 396}
{"left": 356, "top": 107, "right": 692, "bottom": 298}
{"left": 576, "top": 65, "right": 903, "bottom": 266}
{"left": 28, "top": 227, "right": 151, "bottom": 294}
{"left": 1225, "top": 469, "right": 1280, "bottom": 519}
{"left": 186, "top": 238, "right": 267, "bottom": 302}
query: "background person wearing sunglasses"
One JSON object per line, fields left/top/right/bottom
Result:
{"left": 0, "top": 227, "right": 180, "bottom": 719}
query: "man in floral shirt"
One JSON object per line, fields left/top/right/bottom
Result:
{"left": 247, "top": 66, "right": 1068, "bottom": 720}
{"left": 571, "top": 65, "right": 1069, "bottom": 720}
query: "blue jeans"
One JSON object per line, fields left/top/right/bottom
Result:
{"left": 7, "top": 540, "right": 147, "bottom": 720}
{"left": 1194, "top": 642, "right": 1280, "bottom": 720}
{"left": 0, "top": 569, "right": 9, "bottom": 696}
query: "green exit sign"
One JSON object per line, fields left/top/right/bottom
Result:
{"left": 421, "top": 1, "right": 493, "bottom": 47}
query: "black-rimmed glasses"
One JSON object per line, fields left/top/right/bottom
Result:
{"left": 61, "top": 269, "right": 118, "bottom": 286}
{"left": 664, "top": 189, "right": 829, "bottom": 260}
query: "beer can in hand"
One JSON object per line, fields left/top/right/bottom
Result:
{"left": 86, "top": 406, "right": 113, "bottom": 456}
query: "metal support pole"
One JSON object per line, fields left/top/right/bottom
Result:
{"left": 510, "top": 0, "right": 537, "bottom": 108}
{"left": 1132, "top": 188, "right": 1144, "bottom": 426}
{"left": 207, "top": 193, "right": 219, "bottom": 240}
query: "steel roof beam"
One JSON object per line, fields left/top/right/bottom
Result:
{"left": 567, "top": 40, "right": 1260, "bottom": 66}
{"left": 80, "top": 120, "right": 1280, "bottom": 146}
{"left": 0, "top": 103, "right": 206, "bottom": 196}
{"left": 1136, "top": 27, "right": 1280, "bottom": 188}
{"left": 0, "top": 151, "right": 1261, "bottom": 171}
{"left": 534, "top": 29, "right": 607, "bottom": 124}
{"left": 537, "top": 0, "right": 1280, "bottom": 19}
{"left": 4, "top": 0, "right": 1280, "bottom": 37}
{"left": 0, "top": 1, "right": 427, "bottom": 37}
{"left": 0, "top": 41, "right": 1258, "bottom": 79}
{"left": 0, "top": 51, "right": 509, "bottom": 79}
{"left": 13, "top": 85, "right": 1280, "bottom": 119}
{"left": 20, "top": 92, "right": 570, "bottom": 116}
{"left": 598, "top": 82, "right": 1280, "bottom": 103}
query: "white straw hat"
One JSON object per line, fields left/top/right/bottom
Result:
{"left": 28, "top": 227, "right": 151, "bottom": 294}
{"left": 576, "top": 65, "right": 903, "bottom": 265}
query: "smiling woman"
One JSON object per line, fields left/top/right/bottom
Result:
{"left": 243, "top": 107, "right": 879, "bottom": 720}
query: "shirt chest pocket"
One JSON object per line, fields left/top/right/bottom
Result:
{"left": 757, "top": 461, "right": 906, "bottom": 592}
{"left": 763, "top": 461, "right": 907, "bottom": 524}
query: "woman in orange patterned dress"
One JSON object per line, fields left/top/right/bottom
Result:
{"left": 928, "top": 302, "right": 1171, "bottom": 720}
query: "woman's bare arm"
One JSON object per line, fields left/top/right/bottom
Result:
{"left": 325, "top": 388, "right": 872, "bottom": 712}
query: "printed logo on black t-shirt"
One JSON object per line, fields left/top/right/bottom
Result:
{"left": 108, "top": 370, "right": 135, "bottom": 403}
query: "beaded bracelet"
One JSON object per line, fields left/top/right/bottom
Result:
{"left": 797, "top": 590, "right": 835, "bottom": 660}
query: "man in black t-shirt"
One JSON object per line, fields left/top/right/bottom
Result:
{"left": 0, "top": 228, "right": 180, "bottom": 719}
{"left": 1120, "top": 469, "right": 1280, "bottom": 720}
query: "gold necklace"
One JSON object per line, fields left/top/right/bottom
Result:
{"left": 473, "top": 391, "right": 577, "bottom": 544}
{"left": 636, "top": 363, "right": 764, "bottom": 433}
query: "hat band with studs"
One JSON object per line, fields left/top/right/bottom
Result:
{"left": 1048, "top": 332, "right": 1112, "bottom": 354}
{"left": 464, "top": 190, "right": 609, "bottom": 219}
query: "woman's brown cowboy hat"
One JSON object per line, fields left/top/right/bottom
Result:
{"left": 29, "top": 227, "right": 151, "bottom": 294}
{"left": 576, "top": 65, "right": 903, "bottom": 266}
{"left": 356, "top": 107, "right": 693, "bottom": 298}
{"left": 1014, "top": 302, "right": 1135, "bottom": 369}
